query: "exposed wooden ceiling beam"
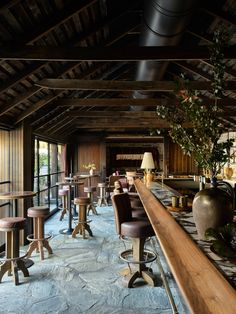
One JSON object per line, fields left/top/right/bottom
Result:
{"left": 54, "top": 97, "right": 236, "bottom": 107}
{"left": 55, "top": 98, "right": 160, "bottom": 106}
{"left": 69, "top": 111, "right": 157, "bottom": 118}
{"left": 36, "top": 79, "right": 236, "bottom": 91}
{"left": 1, "top": 45, "right": 236, "bottom": 62}
{"left": 13, "top": 62, "right": 105, "bottom": 124}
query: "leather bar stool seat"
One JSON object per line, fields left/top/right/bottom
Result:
{"left": 121, "top": 219, "right": 154, "bottom": 238}
{"left": 0, "top": 217, "right": 29, "bottom": 285}
{"left": 58, "top": 188, "right": 68, "bottom": 221}
{"left": 112, "top": 193, "right": 157, "bottom": 288}
{"left": 84, "top": 186, "right": 97, "bottom": 215}
{"left": 72, "top": 197, "right": 93, "bottom": 238}
{"left": 27, "top": 206, "right": 53, "bottom": 260}
{"left": 97, "top": 182, "right": 108, "bottom": 207}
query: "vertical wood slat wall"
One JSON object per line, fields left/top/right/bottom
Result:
{"left": 169, "top": 142, "right": 198, "bottom": 175}
{"left": 0, "top": 130, "right": 10, "bottom": 245}
{"left": 0, "top": 123, "right": 34, "bottom": 246}
{"left": 76, "top": 140, "right": 106, "bottom": 198}
{"left": 76, "top": 137, "right": 199, "bottom": 181}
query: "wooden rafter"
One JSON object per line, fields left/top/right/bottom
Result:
{"left": 1, "top": 45, "right": 236, "bottom": 62}
{"left": 36, "top": 79, "right": 236, "bottom": 91}
{"left": 53, "top": 97, "right": 236, "bottom": 107}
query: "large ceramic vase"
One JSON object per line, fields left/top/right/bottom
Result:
{"left": 192, "top": 186, "right": 234, "bottom": 240}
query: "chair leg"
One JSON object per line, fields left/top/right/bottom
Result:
{"left": 0, "top": 261, "right": 11, "bottom": 283}
{"left": 122, "top": 237, "right": 157, "bottom": 287}
{"left": 27, "top": 216, "right": 53, "bottom": 260}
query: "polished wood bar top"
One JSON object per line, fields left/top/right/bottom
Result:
{"left": 0, "top": 191, "right": 36, "bottom": 200}
{"left": 134, "top": 179, "right": 236, "bottom": 314}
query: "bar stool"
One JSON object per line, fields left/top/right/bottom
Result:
{"left": 0, "top": 217, "right": 29, "bottom": 285}
{"left": 72, "top": 197, "right": 93, "bottom": 239}
{"left": 84, "top": 186, "right": 97, "bottom": 215}
{"left": 58, "top": 188, "right": 68, "bottom": 221}
{"left": 112, "top": 193, "right": 157, "bottom": 288}
{"left": 26, "top": 206, "right": 53, "bottom": 260}
{"left": 97, "top": 182, "right": 108, "bottom": 207}
{"left": 129, "top": 192, "right": 147, "bottom": 218}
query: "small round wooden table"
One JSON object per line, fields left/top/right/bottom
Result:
{"left": 0, "top": 191, "right": 36, "bottom": 217}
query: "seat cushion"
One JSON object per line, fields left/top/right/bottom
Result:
{"left": 84, "top": 186, "right": 96, "bottom": 193}
{"left": 28, "top": 206, "right": 49, "bottom": 218}
{"left": 0, "top": 217, "right": 26, "bottom": 230}
{"left": 121, "top": 218, "right": 154, "bottom": 238}
{"left": 59, "top": 189, "right": 68, "bottom": 196}
{"left": 74, "top": 197, "right": 90, "bottom": 205}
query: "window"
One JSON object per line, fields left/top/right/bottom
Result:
{"left": 34, "top": 138, "right": 65, "bottom": 213}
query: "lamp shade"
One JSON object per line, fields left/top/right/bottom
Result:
{"left": 141, "top": 152, "right": 155, "bottom": 170}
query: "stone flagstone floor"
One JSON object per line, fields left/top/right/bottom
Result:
{"left": 0, "top": 205, "right": 189, "bottom": 314}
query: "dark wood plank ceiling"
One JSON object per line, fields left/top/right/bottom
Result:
{"left": 0, "top": 0, "right": 235, "bottom": 141}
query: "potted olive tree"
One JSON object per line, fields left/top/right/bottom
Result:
{"left": 156, "top": 28, "right": 234, "bottom": 239}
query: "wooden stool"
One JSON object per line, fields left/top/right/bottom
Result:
{"left": 0, "top": 217, "right": 29, "bottom": 285}
{"left": 84, "top": 186, "right": 97, "bottom": 215}
{"left": 58, "top": 188, "right": 68, "bottom": 221}
{"left": 72, "top": 197, "right": 93, "bottom": 239}
{"left": 27, "top": 206, "right": 53, "bottom": 260}
{"left": 97, "top": 182, "right": 108, "bottom": 207}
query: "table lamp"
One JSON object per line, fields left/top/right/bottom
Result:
{"left": 141, "top": 152, "right": 155, "bottom": 185}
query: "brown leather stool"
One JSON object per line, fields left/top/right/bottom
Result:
{"left": 129, "top": 193, "right": 147, "bottom": 218}
{"left": 84, "top": 186, "right": 97, "bottom": 215}
{"left": 112, "top": 193, "right": 157, "bottom": 288}
{"left": 27, "top": 206, "right": 53, "bottom": 260}
{"left": 0, "top": 217, "right": 29, "bottom": 285}
{"left": 97, "top": 182, "right": 108, "bottom": 207}
{"left": 58, "top": 188, "right": 68, "bottom": 221}
{"left": 114, "top": 186, "right": 146, "bottom": 218}
{"left": 72, "top": 197, "right": 93, "bottom": 239}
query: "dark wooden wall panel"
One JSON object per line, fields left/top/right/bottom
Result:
{"left": 76, "top": 140, "right": 106, "bottom": 197}
{"left": 169, "top": 141, "right": 198, "bottom": 175}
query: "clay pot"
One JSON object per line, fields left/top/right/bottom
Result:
{"left": 192, "top": 187, "right": 234, "bottom": 240}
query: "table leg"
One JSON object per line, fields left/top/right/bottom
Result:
{"left": 59, "top": 185, "right": 74, "bottom": 235}
{"left": 13, "top": 199, "right": 18, "bottom": 217}
{"left": 72, "top": 185, "right": 77, "bottom": 217}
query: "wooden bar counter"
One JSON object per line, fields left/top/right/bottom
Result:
{"left": 134, "top": 179, "right": 236, "bottom": 314}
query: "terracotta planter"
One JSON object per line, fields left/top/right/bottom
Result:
{"left": 192, "top": 187, "right": 234, "bottom": 240}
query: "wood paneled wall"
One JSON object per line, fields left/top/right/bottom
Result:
{"left": 168, "top": 141, "right": 198, "bottom": 175}
{"left": 0, "top": 130, "right": 10, "bottom": 245}
{"left": 10, "top": 122, "right": 34, "bottom": 218}
{"left": 75, "top": 135, "right": 198, "bottom": 181}
{"left": 0, "top": 122, "right": 34, "bottom": 245}
{"left": 75, "top": 138, "right": 106, "bottom": 196}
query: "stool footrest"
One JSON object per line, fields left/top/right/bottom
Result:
{"left": 120, "top": 249, "right": 157, "bottom": 265}
{"left": 0, "top": 251, "right": 28, "bottom": 262}
{"left": 27, "top": 233, "right": 52, "bottom": 242}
